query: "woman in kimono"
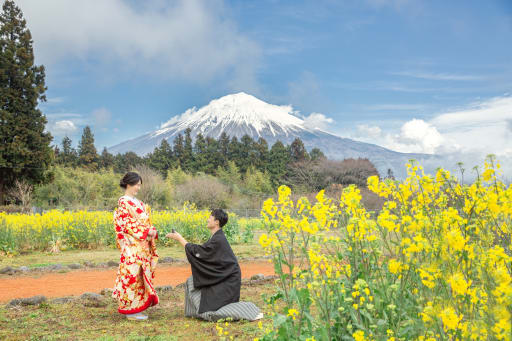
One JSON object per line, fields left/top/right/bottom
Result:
{"left": 112, "top": 172, "right": 159, "bottom": 321}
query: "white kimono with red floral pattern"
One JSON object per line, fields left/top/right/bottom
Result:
{"left": 112, "top": 196, "right": 159, "bottom": 314}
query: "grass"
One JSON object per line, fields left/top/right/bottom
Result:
{"left": 0, "top": 241, "right": 266, "bottom": 269}
{"left": 0, "top": 282, "right": 274, "bottom": 340}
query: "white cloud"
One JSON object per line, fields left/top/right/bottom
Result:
{"left": 303, "top": 112, "right": 334, "bottom": 131}
{"left": 160, "top": 107, "right": 197, "bottom": 129}
{"left": 355, "top": 119, "right": 448, "bottom": 154}
{"left": 351, "top": 96, "right": 512, "bottom": 158}
{"left": 398, "top": 119, "right": 444, "bottom": 154}
{"left": 430, "top": 96, "right": 512, "bottom": 129}
{"left": 47, "top": 120, "right": 77, "bottom": 135}
{"left": 357, "top": 124, "right": 382, "bottom": 138}
{"left": 16, "top": 0, "right": 260, "bottom": 89}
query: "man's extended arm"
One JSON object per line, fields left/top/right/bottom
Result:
{"left": 166, "top": 232, "right": 188, "bottom": 247}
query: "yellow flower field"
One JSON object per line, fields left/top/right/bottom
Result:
{"left": 0, "top": 204, "right": 256, "bottom": 253}
{"left": 258, "top": 158, "right": 512, "bottom": 340}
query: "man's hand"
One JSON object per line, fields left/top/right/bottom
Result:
{"left": 165, "top": 231, "right": 188, "bottom": 247}
{"left": 165, "top": 231, "right": 181, "bottom": 240}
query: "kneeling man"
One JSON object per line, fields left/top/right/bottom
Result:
{"left": 166, "top": 209, "right": 262, "bottom": 322}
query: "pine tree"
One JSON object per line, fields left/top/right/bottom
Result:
{"left": 193, "top": 133, "right": 208, "bottom": 173}
{"left": 268, "top": 141, "right": 290, "bottom": 187}
{"left": 147, "top": 139, "right": 173, "bottom": 177}
{"left": 114, "top": 152, "right": 142, "bottom": 174}
{"left": 228, "top": 136, "right": 243, "bottom": 170}
{"left": 254, "top": 137, "right": 269, "bottom": 171}
{"left": 99, "top": 147, "right": 115, "bottom": 170}
{"left": 58, "top": 136, "right": 77, "bottom": 167}
{"left": 173, "top": 134, "right": 185, "bottom": 168}
{"left": 240, "top": 134, "right": 256, "bottom": 173}
{"left": 218, "top": 132, "right": 230, "bottom": 165}
{"left": 289, "top": 138, "right": 309, "bottom": 162}
{"left": 0, "top": 0, "right": 53, "bottom": 203}
{"left": 78, "top": 126, "right": 98, "bottom": 170}
{"left": 182, "top": 128, "right": 194, "bottom": 172}
{"left": 205, "top": 136, "right": 222, "bottom": 174}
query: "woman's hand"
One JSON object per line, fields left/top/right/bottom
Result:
{"left": 148, "top": 228, "right": 156, "bottom": 239}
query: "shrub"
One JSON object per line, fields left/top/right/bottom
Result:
{"left": 174, "top": 174, "right": 231, "bottom": 209}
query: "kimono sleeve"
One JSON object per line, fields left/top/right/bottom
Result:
{"left": 115, "top": 198, "right": 150, "bottom": 241}
{"left": 185, "top": 233, "right": 236, "bottom": 288}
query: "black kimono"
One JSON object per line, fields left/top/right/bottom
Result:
{"left": 185, "top": 229, "right": 241, "bottom": 314}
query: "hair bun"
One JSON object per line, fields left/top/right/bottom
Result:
{"left": 120, "top": 172, "right": 142, "bottom": 189}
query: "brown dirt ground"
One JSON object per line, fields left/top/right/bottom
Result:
{"left": 0, "top": 261, "right": 275, "bottom": 302}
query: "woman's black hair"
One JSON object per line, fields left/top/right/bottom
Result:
{"left": 211, "top": 208, "right": 228, "bottom": 228}
{"left": 120, "top": 172, "right": 142, "bottom": 189}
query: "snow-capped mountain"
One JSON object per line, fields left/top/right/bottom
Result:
{"left": 108, "top": 92, "right": 438, "bottom": 178}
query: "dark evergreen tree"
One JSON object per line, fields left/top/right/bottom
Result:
{"left": 205, "top": 136, "right": 221, "bottom": 174}
{"left": 218, "top": 132, "right": 230, "bottom": 165}
{"left": 193, "top": 133, "right": 208, "bottom": 173}
{"left": 147, "top": 139, "right": 173, "bottom": 177}
{"left": 240, "top": 134, "right": 256, "bottom": 173}
{"left": 58, "top": 136, "right": 77, "bottom": 167}
{"left": 228, "top": 136, "right": 243, "bottom": 170}
{"left": 289, "top": 138, "right": 309, "bottom": 162}
{"left": 78, "top": 126, "right": 98, "bottom": 170}
{"left": 254, "top": 137, "right": 269, "bottom": 171}
{"left": 99, "top": 147, "right": 115, "bottom": 170}
{"left": 182, "top": 128, "right": 194, "bottom": 172}
{"left": 173, "top": 133, "right": 185, "bottom": 168}
{"left": 268, "top": 141, "right": 290, "bottom": 187}
{"left": 0, "top": 0, "right": 53, "bottom": 203}
{"left": 114, "top": 152, "right": 143, "bottom": 174}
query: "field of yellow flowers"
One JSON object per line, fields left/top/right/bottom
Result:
{"left": 257, "top": 158, "right": 511, "bottom": 340}
{"left": 0, "top": 205, "right": 255, "bottom": 253}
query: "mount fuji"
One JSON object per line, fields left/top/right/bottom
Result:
{"left": 108, "top": 93, "right": 438, "bottom": 178}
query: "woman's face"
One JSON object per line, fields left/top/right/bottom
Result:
{"left": 127, "top": 180, "right": 142, "bottom": 196}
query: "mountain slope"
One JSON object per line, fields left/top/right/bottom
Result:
{"left": 108, "top": 93, "right": 438, "bottom": 178}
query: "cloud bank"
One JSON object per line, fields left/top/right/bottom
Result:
{"left": 16, "top": 0, "right": 260, "bottom": 90}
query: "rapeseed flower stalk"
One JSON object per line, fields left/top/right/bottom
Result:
{"left": 259, "top": 157, "right": 511, "bottom": 341}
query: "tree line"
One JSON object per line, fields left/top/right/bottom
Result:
{"left": 54, "top": 125, "right": 327, "bottom": 188}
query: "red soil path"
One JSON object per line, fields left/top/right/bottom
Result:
{"left": 0, "top": 261, "right": 275, "bottom": 303}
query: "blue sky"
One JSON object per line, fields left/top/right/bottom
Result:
{"left": 15, "top": 0, "right": 512, "bottom": 160}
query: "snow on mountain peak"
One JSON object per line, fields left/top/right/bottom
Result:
{"left": 156, "top": 92, "right": 307, "bottom": 138}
